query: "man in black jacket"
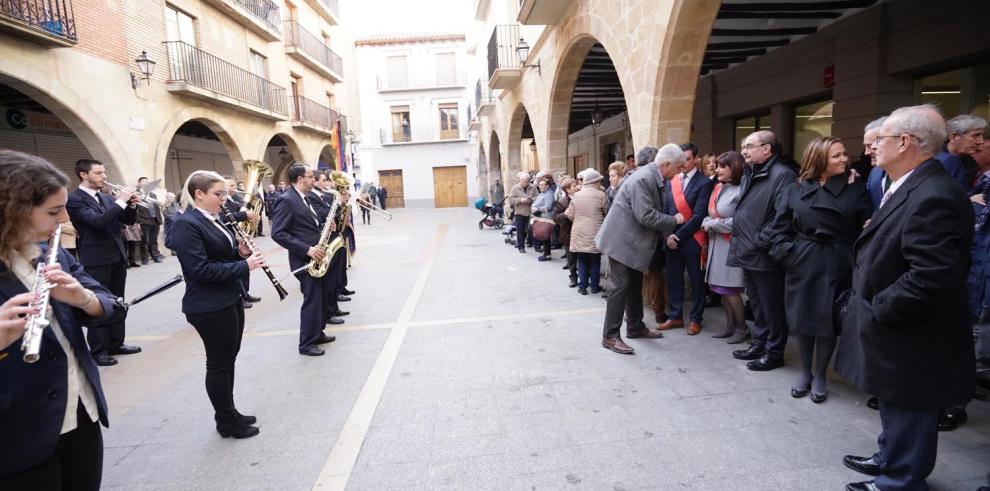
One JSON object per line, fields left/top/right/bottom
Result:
{"left": 726, "top": 131, "right": 796, "bottom": 371}
{"left": 837, "top": 105, "right": 974, "bottom": 491}
{"left": 135, "top": 177, "right": 164, "bottom": 264}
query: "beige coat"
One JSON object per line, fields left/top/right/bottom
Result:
{"left": 565, "top": 184, "right": 607, "bottom": 253}
{"left": 508, "top": 183, "right": 537, "bottom": 217}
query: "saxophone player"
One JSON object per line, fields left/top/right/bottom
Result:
{"left": 313, "top": 171, "right": 348, "bottom": 321}
{"left": 0, "top": 150, "right": 123, "bottom": 489}
{"left": 271, "top": 164, "right": 338, "bottom": 356}
{"left": 223, "top": 176, "right": 261, "bottom": 307}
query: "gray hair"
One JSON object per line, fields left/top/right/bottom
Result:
{"left": 946, "top": 114, "right": 988, "bottom": 137}
{"left": 864, "top": 116, "right": 887, "bottom": 133}
{"left": 654, "top": 143, "right": 686, "bottom": 167}
{"left": 884, "top": 104, "right": 946, "bottom": 156}
{"left": 516, "top": 171, "right": 530, "bottom": 180}
{"left": 636, "top": 146, "right": 658, "bottom": 167}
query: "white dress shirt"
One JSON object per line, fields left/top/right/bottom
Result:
{"left": 879, "top": 169, "right": 916, "bottom": 209}
{"left": 681, "top": 168, "right": 698, "bottom": 190}
{"left": 196, "top": 207, "right": 234, "bottom": 247}
{"left": 78, "top": 184, "right": 127, "bottom": 209}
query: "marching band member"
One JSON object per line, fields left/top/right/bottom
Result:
{"left": 223, "top": 177, "right": 261, "bottom": 307}
{"left": 168, "top": 170, "right": 266, "bottom": 439}
{"left": 0, "top": 150, "right": 122, "bottom": 489}
{"left": 311, "top": 171, "right": 345, "bottom": 323}
{"left": 271, "top": 164, "right": 338, "bottom": 356}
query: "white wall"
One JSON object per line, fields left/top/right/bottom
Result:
{"left": 365, "top": 141, "right": 475, "bottom": 208}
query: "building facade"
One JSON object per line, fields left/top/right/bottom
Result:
{"left": 0, "top": 0, "right": 360, "bottom": 194}
{"left": 353, "top": 33, "right": 476, "bottom": 209}
{"left": 467, "top": 0, "right": 990, "bottom": 200}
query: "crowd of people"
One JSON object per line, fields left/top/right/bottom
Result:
{"left": 500, "top": 104, "right": 988, "bottom": 491}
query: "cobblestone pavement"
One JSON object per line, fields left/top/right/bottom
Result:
{"left": 99, "top": 208, "right": 989, "bottom": 490}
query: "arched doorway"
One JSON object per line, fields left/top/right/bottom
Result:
{"left": 488, "top": 130, "right": 503, "bottom": 195}
{"left": 318, "top": 144, "right": 336, "bottom": 171}
{"left": 508, "top": 104, "right": 538, "bottom": 175}
{"left": 0, "top": 76, "right": 121, "bottom": 186}
{"left": 265, "top": 133, "right": 304, "bottom": 186}
{"left": 162, "top": 119, "right": 243, "bottom": 193}
{"left": 546, "top": 39, "right": 631, "bottom": 177}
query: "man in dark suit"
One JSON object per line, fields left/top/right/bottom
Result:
{"left": 377, "top": 185, "right": 388, "bottom": 210}
{"left": 223, "top": 176, "right": 261, "bottom": 306}
{"left": 264, "top": 184, "right": 279, "bottom": 233}
{"left": 659, "top": 143, "right": 714, "bottom": 335}
{"left": 595, "top": 144, "right": 685, "bottom": 355}
{"left": 271, "top": 164, "right": 337, "bottom": 356}
{"left": 135, "top": 177, "right": 164, "bottom": 264}
{"left": 837, "top": 105, "right": 975, "bottom": 491}
{"left": 65, "top": 159, "right": 142, "bottom": 366}
{"left": 310, "top": 171, "right": 345, "bottom": 324}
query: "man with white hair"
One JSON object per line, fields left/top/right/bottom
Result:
{"left": 508, "top": 171, "right": 537, "bottom": 253}
{"left": 595, "top": 143, "right": 685, "bottom": 354}
{"left": 863, "top": 117, "right": 888, "bottom": 210}
{"left": 936, "top": 114, "right": 987, "bottom": 189}
{"left": 837, "top": 104, "right": 974, "bottom": 491}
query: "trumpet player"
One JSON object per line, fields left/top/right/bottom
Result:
{"left": 0, "top": 150, "right": 123, "bottom": 489}
{"left": 271, "top": 164, "right": 338, "bottom": 356}
{"left": 223, "top": 176, "right": 262, "bottom": 308}
{"left": 66, "top": 158, "right": 142, "bottom": 366}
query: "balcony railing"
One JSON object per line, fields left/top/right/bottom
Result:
{"left": 284, "top": 20, "right": 343, "bottom": 79}
{"left": 230, "top": 0, "right": 280, "bottom": 33}
{"left": 488, "top": 24, "right": 520, "bottom": 80}
{"left": 0, "top": 0, "right": 77, "bottom": 44}
{"left": 475, "top": 80, "right": 494, "bottom": 108}
{"left": 291, "top": 95, "right": 338, "bottom": 130}
{"left": 163, "top": 41, "right": 288, "bottom": 116}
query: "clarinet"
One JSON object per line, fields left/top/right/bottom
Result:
{"left": 21, "top": 225, "right": 62, "bottom": 363}
{"left": 219, "top": 207, "right": 289, "bottom": 301}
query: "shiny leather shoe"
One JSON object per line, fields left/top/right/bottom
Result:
{"left": 732, "top": 343, "right": 765, "bottom": 360}
{"left": 537, "top": 256, "right": 551, "bottom": 262}
{"left": 842, "top": 455, "right": 881, "bottom": 476}
{"left": 866, "top": 396, "right": 879, "bottom": 410}
{"left": 326, "top": 317, "right": 345, "bottom": 325}
{"left": 94, "top": 354, "right": 118, "bottom": 366}
{"left": 330, "top": 309, "right": 350, "bottom": 317}
{"left": 578, "top": 287, "right": 588, "bottom": 295}
{"left": 791, "top": 386, "right": 810, "bottom": 398}
{"left": 626, "top": 327, "right": 664, "bottom": 339}
{"left": 601, "top": 337, "right": 634, "bottom": 354}
{"left": 569, "top": 280, "right": 578, "bottom": 288}
{"left": 341, "top": 288, "right": 356, "bottom": 295}
{"left": 937, "top": 407, "right": 968, "bottom": 431}
{"left": 235, "top": 411, "right": 257, "bottom": 425}
{"left": 216, "top": 420, "right": 259, "bottom": 439}
{"left": 657, "top": 319, "right": 684, "bottom": 331}
{"left": 686, "top": 322, "right": 702, "bottom": 335}
{"left": 337, "top": 294, "right": 351, "bottom": 302}
{"left": 110, "top": 344, "right": 142, "bottom": 356}
{"left": 845, "top": 481, "right": 880, "bottom": 491}
{"left": 244, "top": 294, "right": 262, "bottom": 303}
{"left": 316, "top": 334, "right": 336, "bottom": 345}
{"left": 243, "top": 302, "right": 253, "bottom": 309}
{"left": 810, "top": 391, "right": 828, "bottom": 403}
{"left": 747, "top": 355, "right": 784, "bottom": 371}
{"left": 299, "top": 346, "right": 326, "bottom": 356}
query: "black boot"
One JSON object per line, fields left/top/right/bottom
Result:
{"left": 216, "top": 413, "right": 259, "bottom": 439}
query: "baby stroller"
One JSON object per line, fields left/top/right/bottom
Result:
{"left": 476, "top": 197, "right": 506, "bottom": 230}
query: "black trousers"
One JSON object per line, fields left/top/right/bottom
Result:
{"left": 186, "top": 301, "right": 245, "bottom": 419}
{"left": 361, "top": 209, "right": 371, "bottom": 224}
{"left": 0, "top": 404, "right": 103, "bottom": 490}
{"left": 874, "top": 401, "right": 939, "bottom": 491}
{"left": 298, "top": 269, "right": 335, "bottom": 350}
{"left": 513, "top": 214, "right": 529, "bottom": 250}
{"left": 665, "top": 250, "right": 706, "bottom": 323}
{"left": 744, "top": 269, "right": 789, "bottom": 357}
{"left": 83, "top": 260, "right": 127, "bottom": 355}
{"left": 602, "top": 257, "right": 647, "bottom": 339}
{"left": 140, "top": 223, "right": 161, "bottom": 260}
{"left": 564, "top": 247, "right": 577, "bottom": 282}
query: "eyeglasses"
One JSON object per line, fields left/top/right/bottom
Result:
{"left": 873, "top": 134, "right": 918, "bottom": 145}
{"left": 740, "top": 142, "right": 769, "bottom": 151}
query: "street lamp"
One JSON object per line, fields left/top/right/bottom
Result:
{"left": 529, "top": 140, "right": 537, "bottom": 152}
{"left": 278, "top": 147, "right": 290, "bottom": 162}
{"left": 515, "top": 38, "right": 541, "bottom": 75}
{"left": 130, "top": 50, "right": 156, "bottom": 89}
{"left": 591, "top": 94, "right": 605, "bottom": 127}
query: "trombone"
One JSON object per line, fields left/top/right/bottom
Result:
{"left": 355, "top": 197, "right": 392, "bottom": 221}
{"left": 105, "top": 182, "right": 165, "bottom": 209}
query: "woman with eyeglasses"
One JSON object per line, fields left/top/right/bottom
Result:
{"left": 167, "top": 170, "right": 267, "bottom": 439}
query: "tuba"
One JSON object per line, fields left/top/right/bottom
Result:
{"left": 238, "top": 160, "right": 272, "bottom": 237}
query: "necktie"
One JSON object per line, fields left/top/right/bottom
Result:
{"left": 883, "top": 174, "right": 892, "bottom": 193}
{"left": 879, "top": 189, "right": 893, "bottom": 209}
{"left": 303, "top": 196, "right": 319, "bottom": 225}
{"left": 94, "top": 192, "right": 106, "bottom": 212}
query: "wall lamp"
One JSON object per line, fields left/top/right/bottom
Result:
{"left": 130, "top": 50, "right": 156, "bottom": 89}
{"left": 515, "top": 38, "right": 541, "bottom": 75}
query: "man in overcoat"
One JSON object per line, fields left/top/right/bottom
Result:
{"left": 595, "top": 143, "right": 685, "bottom": 354}
{"left": 838, "top": 104, "right": 974, "bottom": 491}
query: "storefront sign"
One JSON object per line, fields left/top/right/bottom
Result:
{"left": 1, "top": 106, "right": 74, "bottom": 136}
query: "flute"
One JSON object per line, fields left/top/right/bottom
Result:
{"left": 21, "top": 225, "right": 62, "bottom": 363}
{"left": 218, "top": 206, "right": 289, "bottom": 301}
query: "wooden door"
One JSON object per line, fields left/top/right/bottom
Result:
{"left": 432, "top": 166, "right": 468, "bottom": 208}
{"left": 377, "top": 169, "right": 405, "bottom": 208}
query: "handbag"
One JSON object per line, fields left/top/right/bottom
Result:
{"left": 530, "top": 216, "right": 555, "bottom": 242}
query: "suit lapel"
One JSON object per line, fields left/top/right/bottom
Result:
{"left": 857, "top": 160, "right": 940, "bottom": 246}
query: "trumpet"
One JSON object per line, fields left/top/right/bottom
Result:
{"left": 355, "top": 197, "right": 392, "bottom": 221}
{"left": 104, "top": 182, "right": 165, "bottom": 209}
{"left": 22, "top": 225, "right": 62, "bottom": 363}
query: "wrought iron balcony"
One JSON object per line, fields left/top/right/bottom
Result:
{"left": 0, "top": 0, "right": 77, "bottom": 46}
{"left": 476, "top": 79, "right": 495, "bottom": 116}
{"left": 201, "top": 0, "right": 281, "bottom": 41}
{"left": 284, "top": 20, "right": 343, "bottom": 82}
{"left": 291, "top": 95, "right": 338, "bottom": 134}
{"left": 163, "top": 41, "right": 288, "bottom": 119}
{"left": 487, "top": 24, "right": 522, "bottom": 89}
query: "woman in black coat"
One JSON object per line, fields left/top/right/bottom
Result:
{"left": 766, "top": 137, "right": 872, "bottom": 402}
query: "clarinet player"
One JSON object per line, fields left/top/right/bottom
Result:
{"left": 167, "top": 171, "right": 266, "bottom": 439}
{"left": 0, "top": 150, "right": 123, "bottom": 489}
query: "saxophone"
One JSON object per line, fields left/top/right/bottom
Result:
{"left": 306, "top": 188, "right": 345, "bottom": 278}
{"left": 22, "top": 225, "right": 62, "bottom": 363}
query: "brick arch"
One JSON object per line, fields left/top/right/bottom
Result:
{"left": 507, "top": 102, "right": 534, "bottom": 174}
{"left": 153, "top": 108, "right": 249, "bottom": 186}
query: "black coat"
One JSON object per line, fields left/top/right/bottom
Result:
{"left": 767, "top": 173, "right": 872, "bottom": 336}
{"left": 727, "top": 155, "right": 797, "bottom": 271}
{"left": 835, "top": 160, "right": 975, "bottom": 410}
{"left": 66, "top": 188, "right": 137, "bottom": 267}
{"left": 168, "top": 209, "right": 248, "bottom": 315}
{"left": 271, "top": 188, "right": 322, "bottom": 272}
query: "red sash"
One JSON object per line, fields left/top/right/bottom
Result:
{"left": 707, "top": 183, "right": 732, "bottom": 244}
{"left": 671, "top": 174, "right": 708, "bottom": 264}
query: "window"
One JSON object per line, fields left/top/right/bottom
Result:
{"left": 435, "top": 53, "right": 456, "bottom": 86}
{"left": 248, "top": 50, "right": 268, "bottom": 78}
{"left": 165, "top": 6, "right": 195, "bottom": 44}
{"left": 733, "top": 114, "right": 771, "bottom": 148}
{"left": 391, "top": 106, "right": 411, "bottom": 142}
{"left": 917, "top": 70, "right": 961, "bottom": 117}
{"left": 290, "top": 75, "right": 302, "bottom": 120}
{"left": 387, "top": 55, "right": 408, "bottom": 89}
{"left": 794, "top": 100, "right": 833, "bottom": 157}
{"left": 439, "top": 103, "right": 459, "bottom": 140}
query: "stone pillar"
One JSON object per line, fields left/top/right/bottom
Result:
{"left": 770, "top": 104, "right": 794, "bottom": 156}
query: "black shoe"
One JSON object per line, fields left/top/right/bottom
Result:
{"left": 153, "top": 257, "right": 163, "bottom": 263}
{"left": 590, "top": 286, "right": 602, "bottom": 294}
{"left": 316, "top": 334, "right": 336, "bottom": 345}
{"left": 243, "top": 302, "right": 253, "bottom": 309}
{"left": 235, "top": 411, "right": 257, "bottom": 425}
{"left": 561, "top": 264, "right": 569, "bottom": 270}
{"left": 538, "top": 256, "right": 551, "bottom": 262}
{"left": 129, "top": 263, "right": 141, "bottom": 268}
{"left": 866, "top": 396, "right": 879, "bottom": 410}
{"left": 842, "top": 455, "right": 882, "bottom": 476}
{"left": 94, "top": 354, "right": 118, "bottom": 366}
{"left": 937, "top": 407, "right": 968, "bottom": 431}
{"left": 791, "top": 387, "right": 809, "bottom": 398}
{"left": 326, "top": 317, "right": 344, "bottom": 325}
{"left": 341, "top": 288, "right": 355, "bottom": 295}
{"left": 578, "top": 287, "right": 588, "bottom": 295}
{"left": 141, "top": 259, "right": 149, "bottom": 265}
{"left": 331, "top": 310, "right": 350, "bottom": 317}
{"left": 569, "top": 280, "right": 578, "bottom": 288}
{"left": 244, "top": 294, "right": 262, "bottom": 303}
{"left": 732, "top": 343, "right": 765, "bottom": 360}
{"left": 110, "top": 344, "right": 142, "bottom": 356}
{"left": 518, "top": 248, "right": 526, "bottom": 253}
{"left": 337, "top": 294, "right": 351, "bottom": 302}
{"left": 810, "top": 391, "right": 828, "bottom": 403}
{"left": 747, "top": 355, "right": 784, "bottom": 371}
{"left": 845, "top": 482, "right": 880, "bottom": 491}
{"left": 299, "top": 346, "right": 326, "bottom": 356}
{"left": 154, "top": 255, "right": 166, "bottom": 262}
{"left": 216, "top": 418, "right": 259, "bottom": 439}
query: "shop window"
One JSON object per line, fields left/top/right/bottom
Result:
{"left": 794, "top": 100, "right": 833, "bottom": 157}
{"left": 733, "top": 114, "right": 771, "bottom": 148}
{"left": 917, "top": 70, "right": 961, "bottom": 117}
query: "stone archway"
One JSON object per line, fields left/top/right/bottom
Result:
{"left": 264, "top": 132, "right": 306, "bottom": 182}
{"left": 545, "top": 35, "right": 608, "bottom": 173}
{"left": 507, "top": 103, "right": 538, "bottom": 174}
{"left": 157, "top": 115, "right": 246, "bottom": 192}
{"left": 153, "top": 108, "right": 251, "bottom": 186}
{"left": 318, "top": 144, "right": 336, "bottom": 170}
{"left": 488, "top": 130, "right": 503, "bottom": 188}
